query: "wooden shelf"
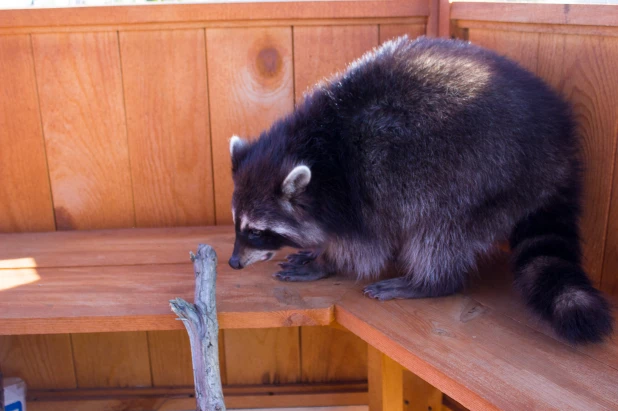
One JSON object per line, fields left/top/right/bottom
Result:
{"left": 1, "top": 226, "right": 617, "bottom": 410}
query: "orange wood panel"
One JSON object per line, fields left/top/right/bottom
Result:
{"left": 368, "top": 345, "right": 404, "bottom": 411}
{"left": 450, "top": 3, "right": 618, "bottom": 27}
{"left": 535, "top": 34, "right": 618, "bottom": 287}
{"left": 147, "top": 331, "right": 194, "bottom": 387}
{"left": 467, "top": 29, "right": 540, "bottom": 74}
{"left": 0, "top": 35, "right": 54, "bottom": 233}
{"left": 206, "top": 27, "right": 294, "bottom": 224}
{"left": 378, "top": 24, "right": 426, "bottom": 44}
{"left": 223, "top": 328, "right": 301, "bottom": 385}
{"left": 31, "top": 32, "right": 134, "bottom": 230}
{"left": 293, "top": 25, "right": 378, "bottom": 103}
{"left": 0, "top": 1, "right": 429, "bottom": 30}
{"left": 603, "top": 168, "right": 618, "bottom": 296}
{"left": 71, "top": 332, "right": 152, "bottom": 388}
{"left": 119, "top": 29, "right": 215, "bottom": 228}
{"left": 148, "top": 330, "right": 228, "bottom": 386}
{"left": 0, "top": 334, "right": 76, "bottom": 389}
{"left": 300, "top": 325, "right": 368, "bottom": 383}
{"left": 336, "top": 272, "right": 618, "bottom": 411}
{"left": 0, "top": 227, "right": 353, "bottom": 335}
{"left": 402, "top": 369, "right": 443, "bottom": 411}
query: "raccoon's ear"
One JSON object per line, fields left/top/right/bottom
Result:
{"left": 230, "top": 135, "right": 247, "bottom": 157}
{"left": 230, "top": 135, "right": 248, "bottom": 173}
{"left": 282, "top": 165, "right": 311, "bottom": 199}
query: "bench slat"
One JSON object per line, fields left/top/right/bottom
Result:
{"left": 0, "top": 226, "right": 233, "bottom": 269}
{"left": 0, "top": 227, "right": 351, "bottom": 333}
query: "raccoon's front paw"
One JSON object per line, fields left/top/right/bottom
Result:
{"left": 284, "top": 250, "right": 317, "bottom": 266}
{"left": 274, "top": 260, "right": 329, "bottom": 282}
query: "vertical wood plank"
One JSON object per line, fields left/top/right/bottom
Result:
{"left": 119, "top": 29, "right": 215, "bottom": 228}
{"left": 71, "top": 332, "right": 152, "bottom": 388}
{"left": 300, "top": 325, "right": 368, "bottom": 383}
{"left": 223, "top": 328, "right": 301, "bottom": 385}
{"left": 604, "top": 163, "right": 618, "bottom": 296}
{"left": 379, "top": 24, "right": 427, "bottom": 44}
{"left": 0, "top": 35, "right": 55, "bottom": 233}
{"left": 147, "top": 330, "right": 227, "bottom": 387}
{"left": 402, "top": 369, "right": 443, "bottom": 411}
{"left": 536, "top": 34, "right": 618, "bottom": 287}
{"left": 293, "top": 25, "right": 378, "bottom": 103}
{"left": 147, "top": 331, "right": 194, "bottom": 387}
{"left": 206, "top": 27, "right": 294, "bottom": 225}
{"left": 0, "top": 334, "right": 76, "bottom": 389}
{"left": 467, "top": 29, "right": 540, "bottom": 74}
{"left": 32, "top": 32, "right": 134, "bottom": 230}
{"left": 368, "top": 345, "right": 404, "bottom": 411}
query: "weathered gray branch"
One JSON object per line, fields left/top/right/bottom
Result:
{"left": 170, "top": 244, "right": 225, "bottom": 411}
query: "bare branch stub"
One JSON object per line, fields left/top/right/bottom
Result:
{"left": 170, "top": 244, "right": 225, "bottom": 411}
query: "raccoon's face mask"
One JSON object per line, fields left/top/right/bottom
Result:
{"left": 228, "top": 136, "right": 312, "bottom": 270}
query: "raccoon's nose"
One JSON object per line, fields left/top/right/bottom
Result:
{"left": 229, "top": 255, "right": 243, "bottom": 270}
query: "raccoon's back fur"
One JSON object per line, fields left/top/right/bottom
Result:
{"left": 229, "top": 36, "right": 613, "bottom": 344}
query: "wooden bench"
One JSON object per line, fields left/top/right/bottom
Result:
{"left": 2, "top": 226, "right": 616, "bottom": 410}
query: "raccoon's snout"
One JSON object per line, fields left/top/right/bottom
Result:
{"left": 229, "top": 255, "right": 243, "bottom": 270}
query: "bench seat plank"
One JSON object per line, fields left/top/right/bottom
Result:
{"left": 0, "top": 226, "right": 234, "bottom": 269}
{"left": 0, "top": 227, "right": 352, "bottom": 334}
{"left": 335, "top": 255, "right": 618, "bottom": 411}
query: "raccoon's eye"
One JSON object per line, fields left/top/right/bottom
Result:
{"left": 249, "top": 229, "right": 263, "bottom": 238}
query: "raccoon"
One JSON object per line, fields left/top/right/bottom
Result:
{"left": 227, "top": 35, "right": 613, "bottom": 344}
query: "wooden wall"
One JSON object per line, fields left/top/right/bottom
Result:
{"left": 0, "top": 1, "right": 427, "bottom": 395}
{"left": 451, "top": 3, "right": 618, "bottom": 297}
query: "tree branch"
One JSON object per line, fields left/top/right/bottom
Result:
{"left": 170, "top": 244, "right": 225, "bottom": 411}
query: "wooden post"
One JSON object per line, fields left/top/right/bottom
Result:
{"left": 170, "top": 244, "right": 226, "bottom": 411}
{"left": 368, "top": 345, "right": 404, "bottom": 411}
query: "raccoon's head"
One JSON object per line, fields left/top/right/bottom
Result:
{"left": 227, "top": 135, "right": 325, "bottom": 270}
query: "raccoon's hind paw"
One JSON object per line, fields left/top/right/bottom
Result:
{"left": 274, "top": 260, "right": 329, "bottom": 282}
{"left": 363, "top": 277, "right": 425, "bottom": 301}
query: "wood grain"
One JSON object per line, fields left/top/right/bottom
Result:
{"left": 0, "top": 1, "right": 429, "bottom": 30}
{"left": 368, "top": 345, "right": 403, "bottom": 411}
{"left": 467, "top": 28, "right": 540, "bottom": 74}
{"left": 71, "top": 332, "right": 152, "bottom": 388}
{"left": 293, "top": 25, "right": 378, "bottom": 103}
{"left": 32, "top": 32, "right": 134, "bottom": 230}
{"left": 604, "top": 160, "right": 618, "bottom": 295}
{"left": 450, "top": 3, "right": 618, "bottom": 27}
{"left": 120, "top": 29, "right": 215, "bottom": 228}
{"left": 0, "top": 226, "right": 234, "bottom": 269}
{"left": 0, "top": 334, "right": 76, "bottom": 389}
{"left": 535, "top": 33, "right": 618, "bottom": 287}
{"left": 147, "top": 331, "right": 194, "bottom": 387}
{"left": 224, "top": 328, "right": 301, "bottom": 384}
{"left": 27, "top": 383, "right": 368, "bottom": 410}
{"left": 336, "top": 275, "right": 618, "bottom": 411}
{"left": 402, "top": 370, "right": 443, "bottom": 411}
{"left": 378, "top": 24, "right": 426, "bottom": 44}
{"left": 300, "top": 325, "right": 368, "bottom": 383}
{"left": 206, "top": 27, "right": 294, "bottom": 224}
{"left": 0, "top": 35, "right": 54, "bottom": 233}
{"left": 0, "top": 227, "right": 352, "bottom": 334}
